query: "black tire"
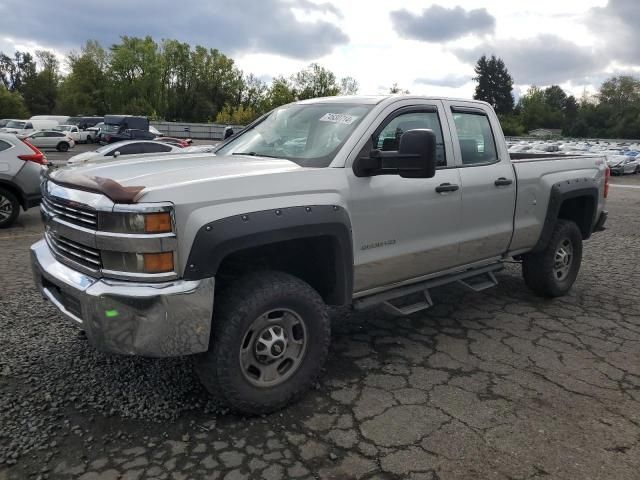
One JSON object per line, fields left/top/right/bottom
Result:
{"left": 86, "top": 136, "right": 93, "bottom": 144}
{"left": 195, "top": 271, "right": 330, "bottom": 415}
{"left": 522, "top": 220, "right": 583, "bottom": 297}
{"left": 0, "top": 187, "right": 20, "bottom": 228}
{"left": 57, "top": 142, "right": 69, "bottom": 152}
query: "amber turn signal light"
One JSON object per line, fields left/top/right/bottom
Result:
{"left": 144, "top": 212, "right": 172, "bottom": 233}
{"left": 143, "top": 252, "right": 174, "bottom": 273}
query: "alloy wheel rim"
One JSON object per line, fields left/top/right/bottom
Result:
{"left": 239, "top": 308, "right": 308, "bottom": 387}
{"left": 0, "top": 194, "right": 12, "bottom": 221}
{"left": 553, "top": 238, "right": 573, "bottom": 281}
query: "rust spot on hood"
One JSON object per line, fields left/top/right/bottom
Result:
{"left": 50, "top": 170, "right": 144, "bottom": 203}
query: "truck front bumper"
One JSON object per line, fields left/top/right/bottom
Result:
{"left": 30, "top": 239, "right": 215, "bottom": 357}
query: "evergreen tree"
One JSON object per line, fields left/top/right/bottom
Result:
{"left": 473, "top": 55, "right": 514, "bottom": 114}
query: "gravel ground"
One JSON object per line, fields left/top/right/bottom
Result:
{"left": 0, "top": 171, "right": 639, "bottom": 480}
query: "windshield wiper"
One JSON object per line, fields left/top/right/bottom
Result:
{"left": 232, "top": 152, "right": 282, "bottom": 159}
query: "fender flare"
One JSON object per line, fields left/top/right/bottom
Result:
{"left": 532, "top": 178, "right": 599, "bottom": 253}
{"left": 183, "top": 205, "right": 353, "bottom": 304}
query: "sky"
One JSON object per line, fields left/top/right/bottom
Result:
{"left": 0, "top": 0, "right": 638, "bottom": 99}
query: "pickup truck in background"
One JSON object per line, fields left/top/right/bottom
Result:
{"left": 31, "top": 96, "right": 609, "bottom": 414}
{"left": 54, "top": 125, "right": 96, "bottom": 144}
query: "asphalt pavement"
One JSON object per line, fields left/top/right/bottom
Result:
{"left": 0, "top": 157, "right": 639, "bottom": 480}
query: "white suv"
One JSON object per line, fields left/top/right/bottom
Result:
{"left": 0, "top": 133, "right": 47, "bottom": 227}
{"left": 24, "top": 130, "right": 75, "bottom": 152}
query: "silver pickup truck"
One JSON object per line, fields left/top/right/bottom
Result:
{"left": 31, "top": 96, "right": 609, "bottom": 414}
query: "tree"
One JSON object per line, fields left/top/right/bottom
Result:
{"left": 389, "top": 83, "right": 410, "bottom": 94}
{"left": 339, "top": 76, "right": 359, "bottom": 95}
{"left": 21, "top": 50, "right": 59, "bottom": 114}
{"left": 0, "top": 85, "right": 29, "bottom": 117}
{"left": 57, "top": 41, "right": 109, "bottom": 114}
{"left": 267, "top": 76, "right": 297, "bottom": 109}
{"left": 543, "top": 85, "right": 567, "bottom": 112}
{"left": 473, "top": 55, "right": 514, "bottom": 114}
{"left": 293, "top": 63, "right": 341, "bottom": 100}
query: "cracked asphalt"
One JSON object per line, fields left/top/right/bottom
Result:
{"left": 1, "top": 169, "right": 639, "bottom": 480}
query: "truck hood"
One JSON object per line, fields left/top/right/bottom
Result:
{"left": 48, "top": 154, "right": 305, "bottom": 203}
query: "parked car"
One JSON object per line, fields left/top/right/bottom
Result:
{"left": 67, "top": 140, "right": 182, "bottom": 165}
{"left": 32, "top": 96, "right": 609, "bottom": 415}
{"left": 66, "top": 116, "right": 103, "bottom": 130}
{"left": 607, "top": 155, "right": 639, "bottom": 175}
{"left": 53, "top": 125, "right": 95, "bottom": 143}
{"left": 2, "top": 119, "right": 58, "bottom": 136}
{"left": 105, "top": 128, "right": 156, "bottom": 144}
{"left": 149, "top": 125, "right": 162, "bottom": 137}
{"left": 0, "top": 119, "right": 14, "bottom": 129}
{"left": 0, "top": 133, "right": 46, "bottom": 227}
{"left": 24, "top": 130, "right": 75, "bottom": 152}
{"left": 156, "top": 137, "right": 190, "bottom": 148}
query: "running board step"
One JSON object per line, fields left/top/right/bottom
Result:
{"left": 382, "top": 290, "right": 434, "bottom": 316}
{"left": 457, "top": 271, "right": 498, "bottom": 292}
{"left": 353, "top": 262, "right": 503, "bottom": 317}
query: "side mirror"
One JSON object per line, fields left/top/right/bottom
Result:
{"left": 113, "top": 151, "right": 121, "bottom": 158}
{"left": 353, "top": 129, "right": 437, "bottom": 178}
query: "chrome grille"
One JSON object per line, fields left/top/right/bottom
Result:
{"left": 41, "top": 194, "right": 98, "bottom": 229}
{"left": 46, "top": 231, "right": 102, "bottom": 270}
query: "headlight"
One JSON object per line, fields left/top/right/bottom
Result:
{"left": 102, "top": 251, "right": 174, "bottom": 274}
{"left": 99, "top": 211, "right": 173, "bottom": 234}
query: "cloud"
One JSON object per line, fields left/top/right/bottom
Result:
{"left": 453, "top": 35, "right": 600, "bottom": 86}
{"left": 390, "top": 5, "right": 495, "bottom": 42}
{"left": 0, "top": 0, "right": 348, "bottom": 60}
{"left": 586, "top": 0, "right": 639, "bottom": 65}
{"left": 415, "top": 74, "right": 471, "bottom": 88}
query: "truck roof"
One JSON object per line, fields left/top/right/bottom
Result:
{"left": 296, "top": 95, "right": 490, "bottom": 106}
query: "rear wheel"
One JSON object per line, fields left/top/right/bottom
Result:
{"left": 195, "top": 271, "right": 330, "bottom": 415}
{"left": 522, "top": 220, "right": 583, "bottom": 297}
{"left": 57, "top": 142, "right": 69, "bottom": 152}
{"left": 0, "top": 187, "right": 20, "bottom": 228}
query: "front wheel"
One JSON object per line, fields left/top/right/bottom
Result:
{"left": 522, "top": 220, "right": 583, "bottom": 297}
{"left": 57, "top": 142, "right": 69, "bottom": 152}
{"left": 195, "top": 271, "right": 330, "bottom": 415}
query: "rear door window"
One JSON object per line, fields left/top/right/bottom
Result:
{"left": 143, "top": 143, "right": 172, "bottom": 153}
{"left": 451, "top": 110, "right": 498, "bottom": 165}
{"left": 0, "top": 140, "right": 11, "bottom": 151}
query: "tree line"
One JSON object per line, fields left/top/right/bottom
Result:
{"left": 0, "top": 37, "right": 639, "bottom": 138}
{"left": 473, "top": 54, "right": 640, "bottom": 138}
{"left": 0, "top": 37, "right": 358, "bottom": 124}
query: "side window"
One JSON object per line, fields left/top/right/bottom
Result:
{"left": 451, "top": 110, "right": 498, "bottom": 165}
{"left": 0, "top": 140, "right": 11, "bottom": 151}
{"left": 25, "top": 122, "right": 33, "bottom": 129}
{"left": 118, "top": 144, "right": 143, "bottom": 155}
{"left": 31, "top": 132, "right": 45, "bottom": 138}
{"left": 143, "top": 143, "right": 172, "bottom": 153}
{"left": 373, "top": 110, "right": 447, "bottom": 167}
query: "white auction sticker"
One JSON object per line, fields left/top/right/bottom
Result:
{"left": 319, "top": 113, "right": 356, "bottom": 125}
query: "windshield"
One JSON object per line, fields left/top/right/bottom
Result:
{"left": 104, "top": 124, "right": 120, "bottom": 133}
{"left": 215, "top": 103, "right": 373, "bottom": 167}
{"left": 54, "top": 125, "right": 73, "bottom": 131}
{"left": 6, "top": 120, "right": 25, "bottom": 129}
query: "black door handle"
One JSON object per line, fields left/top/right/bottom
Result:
{"left": 494, "top": 177, "right": 513, "bottom": 186}
{"left": 435, "top": 183, "right": 460, "bottom": 193}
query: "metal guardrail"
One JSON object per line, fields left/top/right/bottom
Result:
{"left": 150, "top": 122, "right": 244, "bottom": 141}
